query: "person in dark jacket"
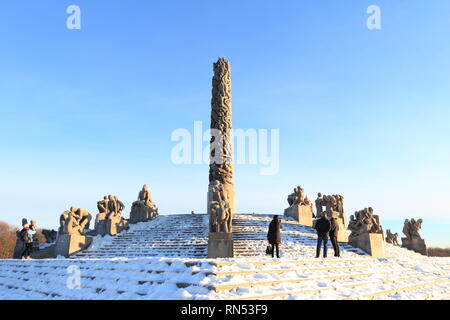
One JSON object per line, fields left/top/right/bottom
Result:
{"left": 329, "top": 217, "right": 341, "bottom": 257}
{"left": 267, "top": 215, "right": 282, "bottom": 258}
{"left": 20, "top": 224, "right": 36, "bottom": 260}
{"left": 314, "top": 215, "right": 331, "bottom": 258}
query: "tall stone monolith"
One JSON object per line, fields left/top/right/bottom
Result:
{"left": 207, "top": 57, "right": 235, "bottom": 258}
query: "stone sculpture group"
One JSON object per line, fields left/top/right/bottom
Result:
{"left": 385, "top": 229, "right": 399, "bottom": 246}
{"left": 348, "top": 208, "right": 383, "bottom": 239}
{"left": 130, "top": 185, "right": 158, "bottom": 224}
{"left": 347, "top": 207, "right": 385, "bottom": 257}
{"left": 402, "top": 218, "right": 427, "bottom": 255}
{"left": 59, "top": 206, "right": 92, "bottom": 236}
{"left": 284, "top": 186, "right": 314, "bottom": 227}
{"left": 52, "top": 185, "right": 157, "bottom": 257}
{"left": 95, "top": 195, "right": 129, "bottom": 236}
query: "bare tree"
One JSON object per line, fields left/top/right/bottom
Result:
{"left": 0, "top": 221, "right": 19, "bottom": 259}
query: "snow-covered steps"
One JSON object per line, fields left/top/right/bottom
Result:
{"left": 206, "top": 256, "right": 450, "bottom": 300}
{"left": 0, "top": 258, "right": 215, "bottom": 300}
{"left": 72, "top": 214, "right": 209, "bottom": 259}
{"left": 1, "top": 214, "right": 449, "bottom": 300}
{"left": 232, "top": 214, "right": 365, "bottom": 258}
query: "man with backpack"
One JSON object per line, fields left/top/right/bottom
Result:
{"left": 315, "top": 214, "right": 331, "bottom": 258}
{"left": 20, "top": 223, "right": 36, "bottom": 260}
{"left": 267, "top": 215, "right": 282, "bottom": 258}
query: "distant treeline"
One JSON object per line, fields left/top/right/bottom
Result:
{"left": 428, "top": 247, "right": 450, "bottom": 257}
{"left": 0, "top": 221, "right": 18, "bottom": 259}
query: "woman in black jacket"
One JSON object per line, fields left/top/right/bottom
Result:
{"left": 267, "top": 215, "right": 282, "bottom": 258}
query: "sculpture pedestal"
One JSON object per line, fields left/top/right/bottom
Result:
{"left": 284, "top": 204, "right": 313, "bottom": 227}
{"left": 130, "top": 204, "right": 157, "bottom": 224}
{"left": 97, "top": 219, "right": 129, "bottom": 236}
{"left": 336, "top": 220, "right": 348, "bottom": 243}
{"left": 402, "top": 238, "right": 427, "bottom": 256}
{"left": 328, "top": 211, "right": 348, "bottom": 243}
{"left": 208, "top": 232, "right": 233, "bottom": 258}
{"left": 55, "top": 234, "right": 92, "bottom": 257}
{"left": 349, "top": 233, "right": 385, "bottom": 257}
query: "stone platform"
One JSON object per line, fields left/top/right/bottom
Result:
{"left": 402, "top": 238, "right": 427, "bottom": 256}
{"left": 208, "top": 232, "right": 234, "bottom": 258}
{"left": 349, "top": 233, "right": 385, "bottom": 257}
{"left": 55, "top": 234, "right": 93, "bottom": 258}
{"left": 284, "top": 204, "right": 313, "bottom": 227}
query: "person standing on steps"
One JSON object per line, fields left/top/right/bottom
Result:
{"left": 315, "top": 214, "right": 331, "bottom": 258}
{"left": 20, "top": 223, "right": 36, "bottom": 260}
{"left": 267, "top": 215, "right": 282, "bottom": 258}
{"left": 329, "top": 216, "right": 341, "bottom": 257}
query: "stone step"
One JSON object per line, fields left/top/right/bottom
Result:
{"left": 103, "top": 245, "right": 207, "bottom": 248}
{"left": 74, "top": 254, "right": 207, "bottom": 258}
{"left": 212, "top": 258, "right": 378, "bottom": 267}
{"left": 345, "top": 278, "right": 450, "bottom": 300}
{"left": 212, "top": 264, "right": 372, "bottom": 277}
{"left": 211, "top": 270, "right": 401, "bottom": 292}
{"left": 0, "top": 272, "right": 206, "bottom": 298}
{"left": 235, "top": 287, "right": 335, "bottom": 299}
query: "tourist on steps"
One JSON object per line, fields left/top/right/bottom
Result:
{"left": 267, "top": 215, "right": 282, "bottom": 258}
{"left": 20, "top": 224, "right": 36, "bottom": 260}
{"left": 315, "top": 214, "right": 331, "bottom": 258}
{"left": 329, "top": 216, "right": 341, "bottom": 257}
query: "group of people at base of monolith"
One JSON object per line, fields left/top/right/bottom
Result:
{"left": 13, "top": 184, "right": 159, "bottom": 259}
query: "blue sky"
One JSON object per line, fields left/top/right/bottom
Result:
{"left": 0, "top": 1, "right": 449, "bottom": 247}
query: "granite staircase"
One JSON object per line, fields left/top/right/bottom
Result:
{"left": 208, "top": 257, "right": 450, "bottom": 300}
{"left": 72, "top": 214, "right": 209, "bottom": 259}
{"left": 0, "top": 214, "right": 448, "bottom": 300}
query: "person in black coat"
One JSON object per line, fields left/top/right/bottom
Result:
{"left": 329, "top": 217, "right": 341, "bottom": 257}
{"left": 314, "top": 215, "right": 331, "bottom": 258}
{"left": 267, "top": 215, "right": 282, "bottom": 258}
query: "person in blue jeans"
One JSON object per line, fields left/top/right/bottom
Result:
{"left": 314, "top": 214, "right": 331, "bottom": 258}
